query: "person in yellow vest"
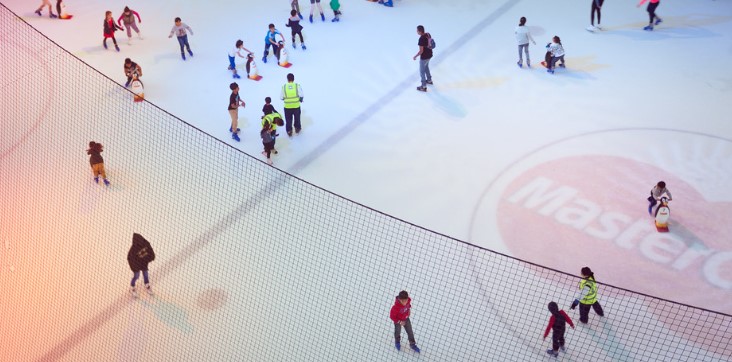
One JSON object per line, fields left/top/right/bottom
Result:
{"left": 570, "top": 266, "right": 605, "bottom": 324}
{"left": 262, "top": 111, "right": 284, "bottom": 155}
{"left": 280, "top": 73, "right": 303, "bottom": 136}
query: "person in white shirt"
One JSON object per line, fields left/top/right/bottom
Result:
{"left": 515, "top": 17, "right": 536, "bottom": 68}
{"left": 647, "top": 181, "right": 672, "bottom": 215}
{"left": 228, "top": 40, "right": 253, "bottom": 79}
{"left": 546, "top": 36, "right": 565, "bottom": 74}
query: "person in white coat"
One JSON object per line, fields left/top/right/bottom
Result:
{"left": 515, "top": 17, "right": 536, "bottom": 68}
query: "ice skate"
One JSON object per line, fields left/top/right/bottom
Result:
{"left": 129, "top": 286, "right": 138, "bottom": 298}
{"left": 35, "top": 9, "right": 42, "bottom": 16}
{"left": 115, "top": 45, "right": 120, "bottom": 52}
{"left": 586, "top": 25, "right": 597, "bottom": 32}
{"left": 395, "top": 342, "right": 401, "bottom": 351}
{"left": 655, "top": 18, "right": 663, "bottom": 25}
{"left": 643, "top": 25, "right": 653, "bottom": 31}
{"left": 426, "top": 80, "right": 433, "bottom": 85}
{"left": 182, "top": 53, "right": 186, "bottom": 60}
{"left": 547, "top": 349, "right": 558, "bottom": 357}
{"left": 94, "top": 177, "right": 99, "bottom": 184}
{"left": 266, "top": 158, "right": 273, "bottom": 165}
{"left": 309, "top": 14, "right": 313, "bottom": 23}
{"left": 233, "top": 73, "right": 241, "bottom": 79}
{"left": 292, "top": 42, "right": 296, "bottom": 49}
{"left": 188, "top": 50, "right": 194, "bottom": 57}
{"left": 320, "top": 13, "right": 325, "bottom": 22}
{"left": 229, "top": 127, "right": 240, "bottom": 133}
{"left": 262, "top": 55, "right": 267, "bottom": 63}
{"left": 232, "top": 133, "right": 240, "bottom": 142}
{"left": 272, "top": 149, "right": 278, "bottom": 154}
{"left": 595, "top": 24, "right": 603, "bottom": 30}
{"left": 103, "top": 179, "right": 110, "bottom": 186}
{"left": 298, "top": 12, "right": 303, "bottom": 20}
{"left": 527, "top": 61, "right": 531, "bottom": 68}
{"left": 416, "top": 86, "right": 427, "bottom": 92}
{"left": 409, "top": 344, "right": 421, "bottom": 353}
{"left": 137, "top": 33, "right": 144, "bottom": 40}
{"left": 127, "top": 37, "right": 132, "bottom": 45}
{"left": 145, "top": 283, "right": 153, "bottom": 295}
{"left": 50, "top": 13, "right": 57, "bottom": 18}
{"left": 302, "top": 44, "right": 307, "bottom": 50}
{"left": 103, "top": 42, "right": 108, "bottom": 50}
{"left": 517, "top": 61, "right": 523, "bottom": 68}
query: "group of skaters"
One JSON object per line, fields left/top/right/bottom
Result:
{"left": 514, "top": 0, "right": 665, "bottom": 74}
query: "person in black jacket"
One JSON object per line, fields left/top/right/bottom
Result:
{"left": 127, "top": 233, "right": 155, "bottom": 298}
{"left": 103, "top": 11, "right": 124, "bottom": 51}
{"left": 87, "top": 141, "right": 109, "bottom": 186}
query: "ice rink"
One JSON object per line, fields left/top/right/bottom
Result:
{"left": 1, "top": 0, "right": 731, "bottom": 360}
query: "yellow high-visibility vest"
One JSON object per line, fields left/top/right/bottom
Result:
{"left": 283, "top": 83, "right": 300, "bottom": 109}
{"left": 579, "top": 277, "right": 598, "bottom": 305}
{"left": 262, "top": 112, "right": 282, "bottom": 131}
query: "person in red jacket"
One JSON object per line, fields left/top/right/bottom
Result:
{"left": 543, "top": 301, "right": 575, "bottom": 357}
{"left": 389, "top": 290, "right": 421, "bottom": 353}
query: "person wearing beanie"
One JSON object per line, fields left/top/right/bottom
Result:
{"left": 127, "top": 233, "right": 155, "bottom": 298}
{"left": 570, "top": 267, "right": 605, "bottom": 323}
{"left": 543, "top": 301, "right": 575, "bottom": 357}
{"left": 647, "top": 181, "right": 672, "bottom": 216}
{"left": 389, "top": 291, "right": 421, "bottom": 353}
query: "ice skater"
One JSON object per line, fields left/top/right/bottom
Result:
{"left": 389, "top": 291, "right": 421, "bottom": 353}
{"left": 34, "top": 0, "right": 57, "bottom": 18}
{"left": 127, "top": 233, "right": 155, "bottom": 298}
{"left": 587, "top": 0, "right": 604, "bottom": 32}
{"left": 263, "top": 23, "right": 285, "bottom": 63}
{"left": 545, "top": 36, "right": 565, "bottom": 74}
{"left": 286, "top": 10, "right": 306, "bottom": 50}
{"left": 281, "top": 73, "right": 303, "bottom": 136}
{"left": 123, "top": 58, "right": 142, "bottom": 87}
{"left": 103, "top": 11, "right": 123, "bottom": 51}
{"left": 413, "top": 25, "right": 433, "bottom": 92}
{"left": 229, "top": 40, "right": 253, "bottom": 79}
{"left": 291, "top": 0, "right": 303, "bottom": 19}
{"left": 570, "top": 267, "right": 605, "bottom": 324}
{"left": 261, "top": 122, "right": 276, "bottom": 165}
{"left": 543, "top": 302, "right": 575, "bottom": 357}
{"left": 228, "top": 82, "right": 245, "bottom": 142}
{"left": 117, "top": 6, "right": 142, "bottom": 44}
{"left": 515, "top": 17, "right": 536, "bottom": 68}
{"left": 168, "top": 17, "right": 194, "bottom": 60}
{"left": 262, "top": 96, "right": 278, "bottom": 116}
{"left": 308, "top": 0, "right": 325, "bottom": 23}
{"left": 330, "top": 0, "right": 341, "bottom": 22}
{"left": 638, "top": 0, "right": 662, "bottom": 31}
{"left": 647, "top": 181, "right": 672, "bottom": 215}
{"left": 87, "top": 141, "right": 109, "bottom": 186}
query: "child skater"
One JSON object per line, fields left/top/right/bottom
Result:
{"left": 103, "top": 11, "right": 123, "bottom": 51}
{"left": 262, "top": 96, "right": 278, "bottom": 116}
{"left": 647, "top": 181, "right": 672, "bottom": 215}
{"left": 168, "top": 17, "right": 194, "bottom": 60}
{"left": 545, "top": 36, "right": 565, "bottom": 74}
{"left": 229, "top": 40, "right": 253, "bottom": 79}
{"left": 123, "top": 58, "right": 142, "bottom": 87}
{"left": 543, "top": 302, "right": 575, "bottom": 357}
{"left": 330, "top": 0, "right": 341, "bottom": 22}
{"left": 286, "top": 10, "right": 306, "bottom": 50}
{"left": 515, "top": 16, "right": 536, "bottom": 68}
{"left": 87, "top": 141, "right": 110, "bottom": 185}
{"left": 117, "top": 6, "right": 142, "bottom": 45}
{"left": 570, "top": 267, "right": 605, "bottom": 324}
{"left": 127, "top": 233, "right": 155, "bottom": 298}
{"left": 389, "top": 290, "right": 421, "bottom": 353}
{"left": 588, "top": 0, "right": 604, "bottom": 32}
{"left": 262, "top": 23, "right": 285, "bottom": 63}
{"left": 228, "top": 82, "right": 245, "bottom": 142}
{"left": 638, "top": 0, "right": 662, "bottom": 31}
{"left": 261, "top": 122, "right": 275, "bottom": 165}
{"left": 34, "top": 0, "right": 57, "bottom": 18}
{"left": 309, "top": 0, "right": 325, "bottom": 23}
{"left": 291, "top": 0, "right": 303, "bottom": 20}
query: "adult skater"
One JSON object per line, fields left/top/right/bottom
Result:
{"left": 286, "top": 10, "right": 306, "bottom": 50}
{"left": 546, "top": 36, "right": 565, "bottom": 74}
{"left": 127, "top": 233, "right": 155, "bottom": 298}
{"left": 87, "top": 141, "right": 109, "bottom": 185}
{"left": 229, "top": 40, "right": 253, "bottom": 79}
{"left": 308, "top": 0, "right": 325, "bottom": 23}
{"left": 117, "top": 6, "right": 143, "bottom": 45}
{"left": 570, "top": 267, "right": 605, "bottom": 324}
{"left": 647, "top": 181, "right": 672, "bottom": 215}
{"left": 34, "top": 0, "right": 57, "bottom": 18}
{"left": 228, "top": 82, "right": 245, "bottom": 142}
{"left": 515, "top": 17, "right": 536, "bottom": 68}
{"left": 168, "top": 17, "right": 194, "bottom": 60}
{"left": 389, "top": 291, "right": 421, "bottom": 353}
{"left": 638, "top": 0, "right": 662, "bottom": 31}
{"left": 291, "top": 0, "right": 303, "bottom": 19}
{"left": 103, "top": 11, "right": 123, "bottom": 52}
{"left": 543, "top": 302, "right": 575, "bottom": 357}
{"left": 281, "top": 73, "right": 303, "bottom": 136}
{"left": 588, "top": 0, "right": 605, "bottom": 32}
{"left": 263, "top": 23, "right": 285, "bottom": 63}
{"left": 262, "top": 110, "right": 283, "bottom": 155}
{"left": 123, "top": 58, "right": 142, "bottom": 87}
{"left": 413, "top": 25, "right": 433, "bottom": 92}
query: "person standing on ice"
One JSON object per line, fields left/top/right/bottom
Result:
{"left": 308, "top": 0, "right": 325, "bottom": 23}
{"left": 647, "top": 181, "right": 672, "bottom": 215}
{"left": 87, "top": 141, "right": 110, "bottom": 186}
{"left": 587, "top": 0, "right": 604, "bottom": 32}
{"left": 34, "top": 0, "right": 57, "bottom": 18}
{"left": 638, "top": 0, "right": 662, "bottom": 31}
{"left": 330, "top": 0, "right": 342, "bottom": 22}
{"left": 229, "top": 40, "right": 253, "bottom": 79}
{"left": 262, "top": 96, "right": 278, "bottom": 116}
{"left": 515, "top": 17, "right": 536, "bottom": 68}
{"left": 228, "top": 82, "right": 245, "bottom": 142}
{"left": 543, "top": 301, "right": 575, "bottom": 358}
{"left": 570, "top": 267, "right": 605, "bottom": 324}
{"left": 117, "top": 6, "right": 143, "bottom": 45}
{"left": 413, "top": 25, "right": 433, "bottom": 92}
{"left": 103, "top": 11, "right": 123, "bottom": 52}
{"left": 390, "top": 290, "right": 421, "bottom": 353}
{"left": 281, "top": 73, "right": 303, "bottom": 136}
{"left": 127, "top": 233, "right": 155, "bottom": 298}
{"left": 263, "top": 24, "right": 285, "bottom": 63}
{"left": 168, "top": 17, "right": 194, "bottom": 60}
{"left": 286, "top": 10, "right": 306, "bottom": 50}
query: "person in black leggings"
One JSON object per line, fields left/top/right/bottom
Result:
{"left": 638, "top": 0, "right": 662, "bottom": 31}
{"left": 591, "top": 0, "right": 604, "bottom": 30}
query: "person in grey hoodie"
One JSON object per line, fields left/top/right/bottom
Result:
{"left": 127, "top": 233, "right": 156, "bottom": 298}
{"left": 168, "top": 17, "right": 194, "bottom": 60}
{"left": 515, "top": 17, "right": 536, "bottom": 68}
{"left": 647, "top": 181, "right": 672, "bottom": 215}
{"left": 117, "top": 6, "right": 143, "bottom": 44}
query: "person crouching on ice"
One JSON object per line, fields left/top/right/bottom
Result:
{"left": 647, "top": 181, "right": 672, "bottom": 215}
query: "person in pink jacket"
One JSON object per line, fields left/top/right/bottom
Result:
{"left": 638, "top": 0, "right": 663, "bottom": 31}
{"left": 117, "top": 6, "right": 142, "bottom": 44}
{"left": 389, "top": 290, "right": 421, "bottom": 353}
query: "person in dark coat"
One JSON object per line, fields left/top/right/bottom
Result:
{"left": 127, "top": 233, "right": 155, "bottom": 297}
{"left": 543, "top": 301, "right": 575, "bottom": 357}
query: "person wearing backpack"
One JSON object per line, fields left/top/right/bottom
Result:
{"left": 413, "top": 25, "right": 433, "bottom": 92}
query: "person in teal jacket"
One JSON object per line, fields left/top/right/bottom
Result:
{"left": 330, "top": 0, "right": 341, "bottom": 22}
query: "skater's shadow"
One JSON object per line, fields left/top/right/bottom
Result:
{"left": 603, "top": 15, "right": 732, "bottom": 41}
{"left": 532, "top": 56, "right": 605, "bottom": 81}
{"left": 79, "top": 178, "right": 102, "bottom": 214}
{"left": 141, "top": 296, "right": 194, "bottom": 334}
{"left": 585, "top": 318, "right": 634, "bottom": 361}
{"left": 426, "top": 91, "right": 467, "bottom": 119}
{"left": 153, "top": 53, "right": 186, "bottom": 64}
{"left": 527, "top": 26, "right": 546, "bottom": 37}
{"left": 118, "top": 302, "right": 148, "bottom": 361}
